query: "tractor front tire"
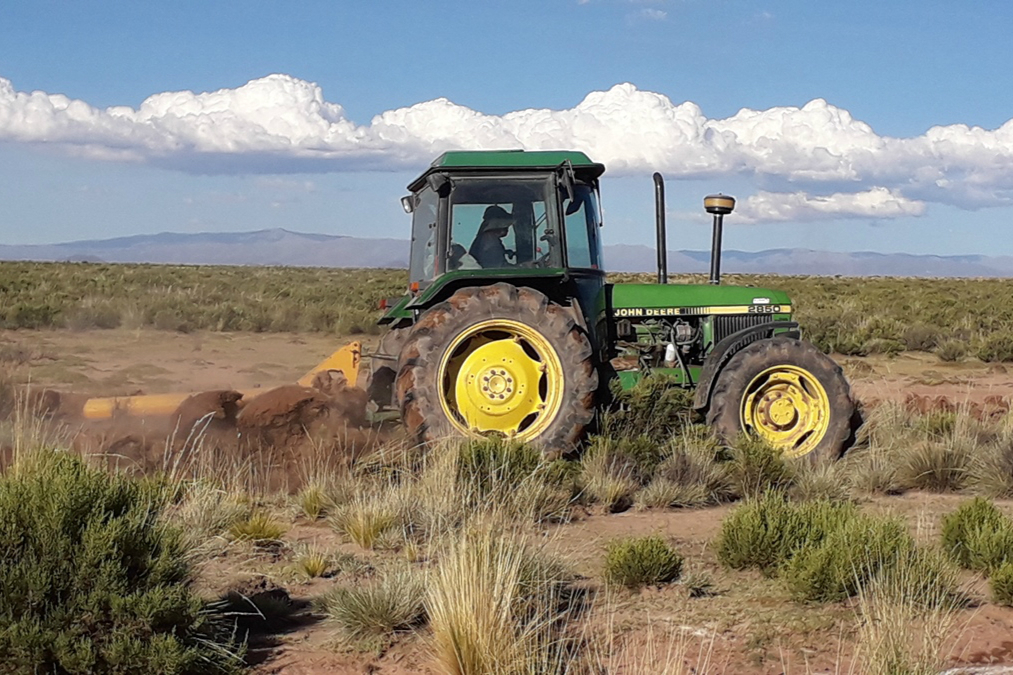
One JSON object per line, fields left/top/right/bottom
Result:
{"left": 706, "top": 337, "right": 855, "bottom": 462}
{"left": 395, "top": 283, "right": 597, "bottom": 454}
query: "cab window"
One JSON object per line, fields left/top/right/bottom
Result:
{"left": 562, "top": 184, "right": 603, "bottom": 269}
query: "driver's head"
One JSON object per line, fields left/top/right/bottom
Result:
{"left": 481, "top": 205, "right": 512, "bottom": 238}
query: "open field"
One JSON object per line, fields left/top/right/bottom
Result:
{"left": 4, "top": 264, "right": 1013, "bottom": 673}
{"left": 4, "top": 261, "right": 1013, "bottom": 361}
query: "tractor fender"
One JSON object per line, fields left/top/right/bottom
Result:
{"left": 692, "top": 321, "right": 800, "bottom": 411}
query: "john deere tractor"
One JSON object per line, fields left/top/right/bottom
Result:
{"left": 360, "top": 150, "right": 856, "bottom": 460}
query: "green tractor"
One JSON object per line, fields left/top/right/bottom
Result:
{"left": 362, "top": 150, "right": 856, "bottom": 460}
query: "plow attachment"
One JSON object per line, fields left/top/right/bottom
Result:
{"left": 79, "top": 341, "right": 363, "bottom": 420}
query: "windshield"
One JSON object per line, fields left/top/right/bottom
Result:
{"left": 448, "top": 176, "right": 560, "bottom": 271}
{"left": 408, "top": 186, "right": 439, "bottom": 283}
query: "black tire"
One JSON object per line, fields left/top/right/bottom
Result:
{"left": 706, "top": 337, "right": 855, "bottom": 462}
{"left": 395, "top": 283, "right": 598, "bottom": 454}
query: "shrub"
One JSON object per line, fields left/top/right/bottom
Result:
{"left": 902, "top": 323, "right": 940, "bottom": 352}
{"left": 715, "top": 493, "right": 858, "bottom": 574}
{"left": 317, "top": 567, "right": 425, "bottom": 639}
{"left": 936, "top": 339, "right": 968, "bottom": 363}
{"left": 991, "top": 562, "right": 1013, "bottom": 607}
{"left": 783, "top": 515, "right": 913, "bottom": 603}
{"left": 0, "top": 451, "right": 241, "bottom": 673}
{"left": 941, "top": 498, "right": 1013, "bottom": 571}
{"left": 603, "top": 536, "right": 683, "bottom": 589}
{"left": 650, "top": 429, "right": 734, "bottom": 506}
{"left": 726, "top": 436, "right": 796, "bottom": 499}
{"left": 976, "top": 332, "right": 1013, "bottom": 363}
{"left": 606, "top": 373, "right": 695, "bottom": 442}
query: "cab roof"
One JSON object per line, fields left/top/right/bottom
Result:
{"left": 408, "top": 150, "right": 605, "bottom": 191}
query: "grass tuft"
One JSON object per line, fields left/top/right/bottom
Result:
{"left": 317, "top": 567, "right": 425, "bottom": 640}
{"left": 229, "top": 512, "right": 286, "bottom": 544}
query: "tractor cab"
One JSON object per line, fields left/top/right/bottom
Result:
{"left": 403, "top": 151, "right": 606, "bottom": 286}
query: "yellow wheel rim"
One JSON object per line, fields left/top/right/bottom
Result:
{"left": 437, "top": 319, "right": 564, "bottom": 441}
{"left": 740, "top": 365, "right": 831, "bottom": 458}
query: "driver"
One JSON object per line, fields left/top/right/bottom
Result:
{"left": 469, "top": 205, "right": 514, "bottom": 268}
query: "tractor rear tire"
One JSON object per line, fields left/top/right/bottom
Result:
{"left": 706, "top": 337, "right": 854, "bottom": 462}
{"left": 395, "top": 283, "right": 598, "bottom": 454}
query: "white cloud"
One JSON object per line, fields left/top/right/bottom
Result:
{"left": 2, "top": 75, "right": 1013, "bottom": 220}
{"left": 737, "top": 187, "right": 927, "bottom": 223}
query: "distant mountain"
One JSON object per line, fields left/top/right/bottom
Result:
{"left": 3, "top": 228, "right": 1013, "bottom": 277}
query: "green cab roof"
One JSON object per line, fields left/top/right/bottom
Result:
{"left": 409, "top": 150, "right": 605, "bottom": 190}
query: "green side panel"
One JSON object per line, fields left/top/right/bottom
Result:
{"left": 378, "top": 294, "right": 413, "bottom": 325}
{"left": 432, "top": 150, "right": 598, "bottom": 169}
{"left": 608, "top": 283, "right": 792, "bottom": 311}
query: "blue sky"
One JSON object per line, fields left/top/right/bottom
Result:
{"left": 1, "top": 0, "right": 1012, "bottom": 257}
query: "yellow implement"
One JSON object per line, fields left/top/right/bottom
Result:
{"left": 80, "top": 341, "right": 361, "bottom": 420}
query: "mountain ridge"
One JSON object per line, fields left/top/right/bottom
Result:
{"left": 3, "top": 229, "right": 1011, "bottom": 277}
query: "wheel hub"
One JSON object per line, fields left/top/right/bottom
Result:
{"left": 481, "top": 368, "right": 515, "bottom": 400}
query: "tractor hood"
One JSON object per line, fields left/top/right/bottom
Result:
{"left": 606, "top": 283, "right": 792, "bottom": 317}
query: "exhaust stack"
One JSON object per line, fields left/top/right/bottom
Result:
{"left": 653, "top": 173, "right": 667, "bottom": 284}
{"left": 704, "top": 194, "right": 735, "bottom": 285}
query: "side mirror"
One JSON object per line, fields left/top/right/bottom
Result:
{"left": 426, "top": 172, "right": 451, "bottom": 196}
{"left": 400, "top": 195, "right": 414, "bottom": 214}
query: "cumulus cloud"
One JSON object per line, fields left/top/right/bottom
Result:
{"left": 2, "top": 75, "right": 1013, "bottom": 220}
{"left": 737, "top": 187, "right": 927, "bottom": 223}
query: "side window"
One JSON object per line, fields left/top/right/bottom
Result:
{"left": 408, "top": 187, "right": 438, "bottom": 282}
{"left": 562, "top": 186, "right": 602, "bottom": 269}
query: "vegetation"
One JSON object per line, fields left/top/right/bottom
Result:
{"left": 6, "top": 262, "right": 1013, "bottom": 362}
{"left": 603, "top": 536, "right": 684, "bottom": 589}
{"left": 0, "top": 451, "right": 241, "bottom": 673}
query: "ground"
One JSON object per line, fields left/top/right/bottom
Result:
{"left": 6, "top": 327, "right": 1013, "bottom": 674}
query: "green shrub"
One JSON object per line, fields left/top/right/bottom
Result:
{"left": 976, "top": 332, "right": 1013, "bottom": 363}
{"left": 726, "top": 436, "right": 796, "bottom": 499}
{"left": 783, "top": 515, "right": 912, "bottom": 603}
{"left": 603, "top": 536, "right": 683, "bottom": 588}
{"left": 941, "top": 498, "right": 1013, "bottom": 571}
{"left": 0, "top": 451, "right": 241, "bottom": 673}
{"left": 991, "top": 562, "right": 1013, "bottom": 607}
{"left": 714, "top": 492, "right": 857, "bottom": 574}
{"left": 936, "top": 339, "right": 968, "bottom": 363}
{"left": 606, "top": 373, "right": 695, "bottom": 442}
{"left": 902, "top": 323, "right": 941, "bottom": 352}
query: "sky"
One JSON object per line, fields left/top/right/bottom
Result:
{"left": 2, "top": 0, "right": 1013, "bottom": 257}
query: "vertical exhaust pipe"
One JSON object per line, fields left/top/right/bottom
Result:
{"left": 653, "top": 173, "right": 667, "bottom": 284}
{"left": 704, "top": 194, "right": 735, "bottom": 285}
